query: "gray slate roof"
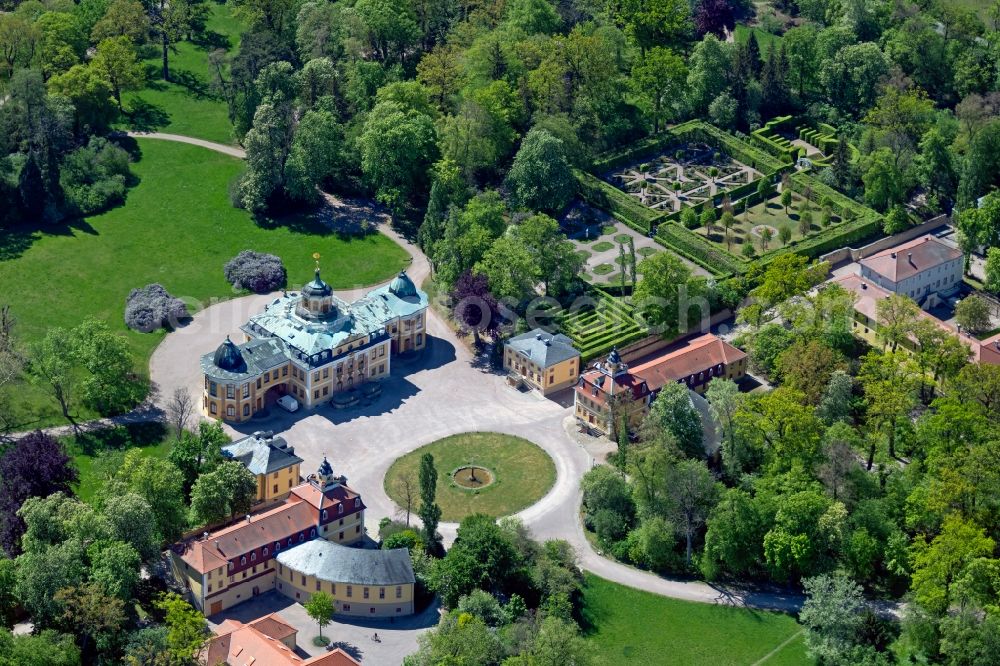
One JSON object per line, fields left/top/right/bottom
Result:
{"left": 276, "top": 540, "right": 415, "bottom": 586}
{"left": 222, "top": 432, "right": 303, "bottom": 476}
{"left": 506, "top": 328, "right": 579, "bottom": 368}
{"left": 201, "top": 338, "right": 289, "bottom": 381}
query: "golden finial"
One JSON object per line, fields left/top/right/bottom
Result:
{"left": 312, "top": 252, "right": 321, "bottom": 271}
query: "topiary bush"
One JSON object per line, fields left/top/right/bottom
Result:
{"left": 125, "top": 284, "right": 188, "bottom": 333}
{"left": 224, "top": 250, "right": 287, "bottom": 293}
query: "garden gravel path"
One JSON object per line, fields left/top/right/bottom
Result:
{"left": 123, "top": 131, "right": 247, "bottom": 158}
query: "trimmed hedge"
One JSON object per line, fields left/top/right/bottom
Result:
{"left": 558, "top": 287, "right": 648, "bottom": 361}
{"left": 575, "top": 170, "right": 664, "bottom": 233}
{"left": 677, "top": 122, "right": 790, "bottom": 173}
{"left": 656, "top": 223, "right": 747, "bottom": 276}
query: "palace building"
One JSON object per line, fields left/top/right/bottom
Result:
{"left": 201, "top": 261, "right": 428, "bottom": 422}
{"left": 221, "top": 431, "right": 303, "bottom": 504}
{"left": 170, "top": 458, "right": 379, "bottom": 616}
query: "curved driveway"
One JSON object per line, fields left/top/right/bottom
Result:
{"left": 144, "top": 138, "right": 803, "bottom": 613}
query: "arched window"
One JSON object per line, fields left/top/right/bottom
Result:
{"left": 228, "top": 562, "right": 233, "bottom": 571}
{"left": 338, "top": 505, "right": 343, "bottom": 514}
{"left": 263, "top": 547, "right": 269, "bottom": 556}
{"left": 240, "top": 556, "right": 246, "bottom": 565}
{"left": 299, "top": 533, "right": 305, "bottom": 542}
{"left": 274, "top": 542, "right": 280, "bottom": 552}
{"left": 354, "top": 498, "right": 360, "bottom": 508}
{"left": 243, "top": 404, "right": 250, "bottom": 416}
{"left": 310, "top": 528, "right": 316, "bottom": 537}
{"left": 287, "top": 537, "right": 292, "bottom": 546}
{"left": 250, "top": 552, "right": 256, "bottom": 562}
{"left": 321, "top": 510, "right": 328, "bottom": 521}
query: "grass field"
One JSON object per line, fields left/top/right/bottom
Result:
{"left": 734, "top": 25, "right": 783, "bottom": 53}
{"left": 384, "top": 432, "right": 556, "bottom": 522}
{"left": 120, "top": 3, "right": 242, "bottom": 144}
{"left": 62, "top": 422, "right": 173, "bottom": 502}
{"left": 581, "top": 574, "right": 813, "bottom": 665}
{"left": 0, "top": 139, "right": 409, "bottom": 427}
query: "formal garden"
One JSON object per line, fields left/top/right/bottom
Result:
{"left": 577, "top": 121, "right": 886, "bottom": 280}
{"left": 383, "top": 432, "right": 556, "bottom": 522}
{"left": 607, "top": 142, "right": 762, "bottom": 213}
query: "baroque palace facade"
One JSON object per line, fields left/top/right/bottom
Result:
{"left": 201, "top": 262, "right": 428, "bottom": 422}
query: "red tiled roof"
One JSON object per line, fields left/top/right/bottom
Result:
{"left": 202, "top": 612, "right": 359, "bottom": 666}
{"left": 831, "top": 274, "right": 1000, "bottom": 365}
{"left": 575, "top": 369, "right": 648, "bottom": 406}
{"left": 179, "top": 498, "right": 317, "bottom": 574}
{"left": 629, "top": 334, "right": 746, "bottom": 392}
{"left": 859, "top": 235, "right": 962, "bottom": 282}
{"left": 290, "top": 481, "right": 365, "bottom": 515}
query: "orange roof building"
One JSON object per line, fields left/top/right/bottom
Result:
{"left": 830, "top": 274, "right": 1000, "bottom": 365}
{"left": 201, "top": 612, "right": 359, "bottom": 666}
{"left": 170, "top": 458, "right": 367, "bottom": 616}
{"left": 574, "top": 335, "right": 747, "bottom": 436}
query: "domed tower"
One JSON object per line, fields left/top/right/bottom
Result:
{"left": 308, "top": 456, "right": 345, "bottom": 491}
{"left": 213, "top": 336, "right": 247, "bottom": 373}
{"left": 388, "top": 271, "right": 417, "bottom": 299}
{"left": 603, "top": 347, "right": 627, "bottom": 378}
{"left": 297, "top": 253, "right": 335, "bottom": 320}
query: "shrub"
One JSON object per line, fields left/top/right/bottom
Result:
{"left": 60, "top": 137, "right": 133, "bottom": 216}
{"left": 124, "top": 284, "right": 188, "bottom": 333}
{"left": 224, "top": 250, "right": 287, "bottom": 293}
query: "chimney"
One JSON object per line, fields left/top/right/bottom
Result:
{"left": 203, "top": 531, "right": 209, "bottom": 541}
{"left": 861, "top": 282, "right": 867, "bottom": 290}
{"left": 994, "top": 341, "right": 999, "bottom": 351}
{"left": 246, "top": 514, "right": 251, "bottom": 523}
{"left": 214, "top": 540, "right": 220, "bottom": 550}
{"left": 891, "top": 252, "right": 897, "bottom": 258}
{"left": 908, "top": 252, "right": 914, "bottom": 266}
{"left": 535, "top": 333, "right": 542, "bottom": 340}
{"left": 286, "top": 446, "right": 294, "bottom": 455}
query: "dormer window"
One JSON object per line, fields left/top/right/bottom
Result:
{"left": 263, "top": 547, "right": 269, "bottom": 556}
{"left": 354, "top": 498, "right": 360, "bottom": 508}
{"left": 251, "top": 552, "right": 256, "bottom": 562}
{"left": 240, "top": 556, "right": 246, "bottom": 565}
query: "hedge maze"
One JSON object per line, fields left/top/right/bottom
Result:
{"left": 558, "top": 289, "right": 648, "bottom": 361}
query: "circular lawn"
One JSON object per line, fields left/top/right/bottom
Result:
{"left": 384, "top": 432, "right": 556, "bottom": 522}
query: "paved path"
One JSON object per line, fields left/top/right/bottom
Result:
{"left": 124, "top": 131, "right": 246, "bottom": 158}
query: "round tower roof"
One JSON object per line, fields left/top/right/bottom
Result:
{"left": 388, "top": 271, "right": 417, "bottom": 298}
{"left": 303, "top": 267, "right": 332, "bottom": 297}
{"left": 213, "top": 336, "right": 246, "bottom": 373}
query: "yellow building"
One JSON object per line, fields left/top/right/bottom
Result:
{"left": 504, "top": 329, "right": 580, "bottom": 395}
{"left": 202, "top": 264, "right": 427, "bottom": 423}
{"left": 221, "top": 431, "right": 303, "bottom": 504}
{"left": 276, "top": 540, "right": 415, "bottom": 617}
{"left": 170, "top": 459, "right": 367, "bottom": 615}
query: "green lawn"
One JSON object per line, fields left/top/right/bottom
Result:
{"left": 63, "top": 422, "right": 172, "bottom": 502}
{"left": 0, "top": 139, "right": 409, "bottom": 427}
{"left": 120, "top": 3, "right": 243, "bottom": 144}
{"left": 581, "top": 574, "right": 813, "bottom": 665}
{"left": 384, "top": 432, "right": 556, "bottom": 522}
{"left": 734, "top": 25, "right": 783, "bottom": 53}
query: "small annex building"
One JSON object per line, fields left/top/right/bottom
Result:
{"left": 503, "top": 328, "right": 580, "bottom": 395}
{"left": 201, "top": 612, "right": 359, "bottom": 666}
{"left": 221, "top": 431, "right": 303, "bottom": 504}
{"left": 276, "top": 540, "right": 416, "bottom": 617}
